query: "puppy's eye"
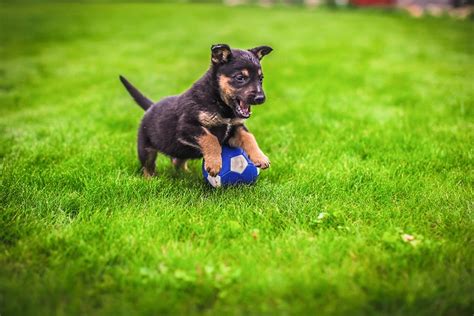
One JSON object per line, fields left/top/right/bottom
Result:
{"left": 235, "top": 74, "right": 246, "bottom": 83}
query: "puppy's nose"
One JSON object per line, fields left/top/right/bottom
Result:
{"left": 254, "top": 94, "right": 265, "bottom": 104}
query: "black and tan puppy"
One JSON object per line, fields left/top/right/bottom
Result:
{"left": 120, "top": 44, "right": 272, "bottom": 178}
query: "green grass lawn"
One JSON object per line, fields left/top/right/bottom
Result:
{"left": 1, "top": 3, "right": 473, "bottom": 315}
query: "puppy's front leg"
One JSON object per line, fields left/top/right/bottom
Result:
{"left": 197, "top": 129, "right": 222, "bottom": 176}
{"left": 228, "top": 126, "right": 270, "bottom": 169}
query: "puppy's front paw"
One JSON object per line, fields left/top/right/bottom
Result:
{"left": 251, "top": 153, "right": 270, "bottom": 169}
{"left": 205, "top": 157, "right": 222, "bottom": 176}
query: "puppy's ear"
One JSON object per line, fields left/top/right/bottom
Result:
{"left": 211, "top": 44, "right": 232, "bottom": 64}
{"left": 249, "top": 46, "right": 273, "bottom": 60}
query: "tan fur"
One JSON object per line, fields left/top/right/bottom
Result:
{"left": 199, "top": 112, "right": 227, "bottom": 127}
{"left": 212, "top": 49, "right": 231, "bottom": 64}
{"left": 222, "top": 49, "right": 231, "bottom": 61}
{"left": 230, "top": 118, "right": 246, "bottom": 125}
{"left": 197, "top": 129, "right": 222, "bottom": 176}
{"left": 218, "top": 75, "right": 235, "bottom": 105}
{"left": 258, "top": 69, "right": 262, "bottom": 76}
{"left": 143, "top": 169, "right": 154, "bottom": 178}
{"left": 228, "top": 126, "right": 270, "bottom": 169}
{"left": 242, "top": 69, "right": 249, "bottom": 77}
{"left": 199, "top": 111, "right": 246, "bottom": 127}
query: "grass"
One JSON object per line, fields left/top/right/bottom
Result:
{"left": 1, "top": 2, "right": 473, "bottom": 315}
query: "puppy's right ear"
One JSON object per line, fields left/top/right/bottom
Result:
{"left": 249, "top": 46, "right": 273, "bottom": 60}
{"left": 211, "top": 44, "right": 232, "bottom": 64}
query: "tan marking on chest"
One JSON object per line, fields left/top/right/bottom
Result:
{"left": 199, "top": 111, "right": 229, "bottom": 127}
{"left": 199, "top": 112, "right": 246, "bottom": 127}
{"left": 229, "top": 118, "right": 245, "bottom": 125}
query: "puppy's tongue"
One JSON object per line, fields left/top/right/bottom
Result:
{"left": 239, "top": 100, "right": 250, "bottom": 117}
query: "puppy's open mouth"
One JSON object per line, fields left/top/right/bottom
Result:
{"left": 234, "top": 98, "right": 251, "bottom": 118}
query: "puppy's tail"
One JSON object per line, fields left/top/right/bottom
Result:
{"left": 119, "top": 75, "right": 154, "bottom": 111}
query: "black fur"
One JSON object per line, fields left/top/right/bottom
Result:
{"left": 120, "top": 44, "right": 273, "bottom": 176}
{"left": 119, "top": 75, "right": 154, "bottom": 111}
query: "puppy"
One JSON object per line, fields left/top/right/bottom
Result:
{"left": 119, "top": 44, "right": 272, "bottom": 178}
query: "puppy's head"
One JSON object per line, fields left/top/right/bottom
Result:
{"left": 211, "top": 44, "right": 273, "bottom": 118}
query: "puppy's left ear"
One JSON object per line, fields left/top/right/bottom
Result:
{"left": 249, "top": 46, "right": 273, "bottom": 60}
{"left": 211, "top": 44, "right": 232, "bottom": 64}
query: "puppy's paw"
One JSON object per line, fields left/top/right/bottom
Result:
{"left": 205, "top": 157, "right": 222, "bottom": 176}
{"left": 251, "top": 153, "right": 271, "bottom": 169}
{"left": 143, "top": 168, "right": 156, "bottom": 179}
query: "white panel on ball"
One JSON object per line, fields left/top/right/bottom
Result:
{"left": 207, "top": 175, "right": 221, "bottom": 188}
{"left": 230, "top": 155, "right": 248, "bottom": 174}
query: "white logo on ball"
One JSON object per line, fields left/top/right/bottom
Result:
{"left": 230, "top": 155, "right": 248, "bottom": 174}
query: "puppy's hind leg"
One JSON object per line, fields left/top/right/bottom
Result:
{"left": 141, "top": 149, "right": 157, "bottom": 178}
{"left": 138, "top": 129, "right": 157, "bottom": 178}
{"left": 171, "top": 158, "right": 189, "bottom": 172}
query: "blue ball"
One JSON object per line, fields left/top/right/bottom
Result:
{"left": 202, "top": 145, "right": 260, "bottom": 188}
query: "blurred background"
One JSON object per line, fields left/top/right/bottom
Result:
{"left": 223, "top": 0, "right": 473, "bottom": 19}
{"left": 6, "top": 0, "right": 474, "bottom": 18}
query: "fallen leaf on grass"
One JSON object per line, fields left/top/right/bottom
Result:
{"left": 251, "top": 229, "right": 259, "bottom": 240}
{"left": 401, "top": 233, "right": 421, "bottom": 247}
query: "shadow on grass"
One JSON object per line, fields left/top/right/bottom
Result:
{"left": 135, "top": 159, "right": 263, "bottom": 198}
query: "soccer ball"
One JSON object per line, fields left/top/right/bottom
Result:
{"left": 202, "top": 145, "right": 260, "bottom": 188}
